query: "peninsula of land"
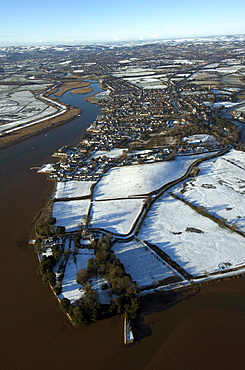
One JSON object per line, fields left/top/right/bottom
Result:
{"left": 1, "top": 38, "right": 244, "bottom": 334}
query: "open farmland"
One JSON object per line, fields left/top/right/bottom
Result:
{"left": 0, "top": 90, "right": 57, "bottom": 133}
{"left": 54, "top": 180, "right": 96, "bottom": 199}
{"left": 45, "top": 145, "right": 244, "bottom": 307}
{"left": 93, "top": 153, "right": 211, "bottom": 200}
{"left": 113, "top": 239, "right": 182, "bottom": 289}
{"left": 175, "top": 149, "right": 245, "bottom": 232}
{"left": 52, "top": 199, "right": 90, "bottom": 232}
{"left": 138, "top": 189, "right": 245, "bottom": 277}
{"left": 90, "top": 198, "right": 145, "bottom": 235}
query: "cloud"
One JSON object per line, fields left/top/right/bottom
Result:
{"left": 152, "top": 33, "right": 160, "bottom": 39}
{"left": 0, "top": 35, "right": 17, "bottom": 38}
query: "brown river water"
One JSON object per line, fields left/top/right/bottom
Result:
{"left": 1, "top": 86, "right": 245, "bottom": 370}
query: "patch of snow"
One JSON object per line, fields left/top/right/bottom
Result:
{"left": 59, "top": 60, "right": 72, "bottom": 65}
{"left": 113, "top": 239, "right": 182, "bottom": 289}
{"left": 92, "top": 148, "right": 124, "bottom": 159}
{"left": 41, "top": 247, "right": 53, "bottom": 258}
{"left": 213, "top": 101, "right": 239, "bottom": 108}
{"left": 73, "top": 69, "right": 84, "bottom": 73}
{"left": 93, "top": 154, "right": 211, "bottom": 200}
{"left": 89, "top": 276, "right": 112, "bottom": 304}
{"left": 175, "top": 150, "right": 245, "bottom": 232}
{"left": 38, "top": 163, "right": 55, "bottom": 173}
{"left": 52, "top": 199, "right": 90, "bottom": 232}
{"left": 59, "top": 251, "right": 94, "bottom": 303}
{"left": 183, "top": 134, "right": 218, "bottom": 144}
{"left": 211, "top": 89, "right": 231, "bottom": 95}
{"left": 54, "top": 180, "right": 95, "bottom": 199}
{"left": 90, "top": 198, "right": 145, "bottom": 235}
{"left": 139, "top": 190, "right": 245, "bottom": 277}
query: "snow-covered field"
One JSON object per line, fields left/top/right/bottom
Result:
{"left": 0, "top": 83, "right": 51, "bottom": 94}
{"left": 58, "top": 250, "right": 93, "bottom": 303}
{"left": 54, "top": 180, "right": 95, "bottom": 199}
{"left": 73, "top": 69, "right": 84, "bottom": 73}
{"left": 175, "top": 149, "right": 245, "bottom": 232}
{"left": 211, "top": 89, "right": 231, "bottom": 95}
{"left": 52, "top": 199, "right": 90, "bottom": 232}
{"left": 139, "top": 190, "right": 245, "bottom": 277}
{"left": 112, "top": 67, "right": 156, "bottom": 78}
{"left": 112, "top": 66, "right": 171, "bottom": 89}
{"left": 213, "top": 101, "right": 240, "bottom": 109}
{"left": 90, "top": 198, "right": 145, "bottom": 235}
{"left": 17, "top": 83, "right": 52, "bottom": 91}
{"left": 0, "top": 91, "right": 57, "bottom": 131}
{"left": 47, "top": 149, "right": 244, "bottom": 300}
{"left": 0, "top": 86, "right": 67, "bottom": 135}
{"left": 93, "top": 154, "right": 211, "bottom": 200}
{"left": 123, "top": 76, "right": 168, "bottom": 89}
{"left": 233, "top": 105, "right": 245, "bottom": 115}
{"left": 183, "top": 134, "right": 218, "bottom": 145}
{"left": 113, "top": 239, "right": 182, "bottom": 289}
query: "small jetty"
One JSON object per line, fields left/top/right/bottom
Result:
{"left": 29, "top": 239, "right": 36, "bottom": 245}
{"left": 30, "top": 167, "right": 40, "bottom": 170}
{"left": 124, "top": 318, "right": 134, "bottom": 345}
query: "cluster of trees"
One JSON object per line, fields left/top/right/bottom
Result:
{"left": 36, "top": 213, "right": 66, "bottom": 237}
{"left": 165, "top": 111, "right": 240, "bottom": 148}
{"left": 36, "top": 216, "right": 56, "bottom": 237}
{"left": 61, "top": 235, "right": 141, "bottom": 325}
{"left": 61, "top": 285, "right": 101, "bottom": 326}
{"left": 37, "top": 255, "right": 57, "bottom": 286}
{"left": 214, "top": 116, "right": 240, "bottom": 143}
{"left": 170, "top": 121, "right": 210, "bottom": 140}
{"left": 92, "top": 236, "right": 139, "bottom": 303}
{"left": 37, "top": 244, "right": 62, "bottom": 288}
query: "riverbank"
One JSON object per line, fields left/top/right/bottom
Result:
{"left": 0, "top": 77, "right": 99, "bottom": 151}
{"left": 0, "top": 105, "right": 81, "bottom": 151}
{"left": 0, "top": 86, "right": 127, "bottom": 369}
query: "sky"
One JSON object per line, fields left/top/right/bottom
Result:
{"left": 0, "top": 0, "right": 244, "bottom": 46}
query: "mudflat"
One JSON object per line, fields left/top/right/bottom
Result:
{"left": 71, "top": 86, "right": 93, "bottom": 94}
{"left": 55, "top": 81, "right": 90, "bottom": 97}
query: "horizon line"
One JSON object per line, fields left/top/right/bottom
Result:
{"left": 0, "top": 33, "right": 245, "bottom": 48}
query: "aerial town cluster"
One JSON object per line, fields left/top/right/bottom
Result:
{"left": 1, "top": 36, "right": 245, "bottom": 336}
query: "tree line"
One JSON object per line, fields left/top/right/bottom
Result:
{"left": 60, "top": 235, "right": 141, "bottom": 325}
